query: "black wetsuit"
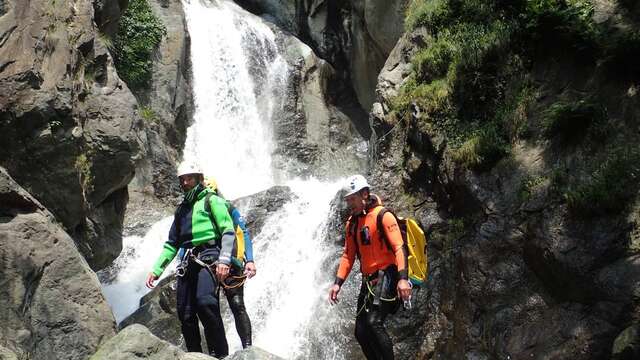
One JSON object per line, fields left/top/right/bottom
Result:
{"left": 223, "top": 266, "right": 252, "bottom": 348}
{"left": 176, "top": 248, "right": 228, "bottom": 358}
{"left": 354, "top": 266, "right": 400, "bottom": 360}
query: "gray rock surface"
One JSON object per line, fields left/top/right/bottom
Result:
{"left": 235, "top": 0, "right": 409, "bottom": 111}
{"left": 92, "top": 323, "right": 282, "bottom": 360}
{"left": 0, "top": 167, "right": 116, "bottom": 359}
{"left": 0, "top": 0, "right": 144, "bottom": 270}
{"left": 366, "top": 11, "right": 640, "bottom": 359}
{"left": 90, "top": 324, "right": 207, "bottom": 360}
{"left": 129, "top": 0, "right": 192, "bottom": 202}
{"left": 93, "top": 0, "right": 129, "bottom": 37}
{"left": 271, "top": 28, "right": 369, "bottom": 177}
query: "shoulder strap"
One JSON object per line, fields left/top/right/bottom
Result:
{"left": 347, "top": 216, "right": 360, "bottom": 259}
{"left": 203, "top": 192, "right": 220, "bottom": 236}
{"left": 376, "top": 207, "right": 394, "bottom": 252}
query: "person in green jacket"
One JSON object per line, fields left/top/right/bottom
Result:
{"left": 145, "top": 163, "right": 236, "bottom": 358}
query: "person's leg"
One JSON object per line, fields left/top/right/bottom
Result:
{"left": 195, "top": 265, "right": 229, "bottom": 358}
{"left": 176, "top": 270, "right": 202, "bottom": 352}
{"left": 363, "top": 305, "right": 394, "bottom": 360}
{"left": 362, "top": 268, "right": 399, "bottom": 360}
{"left": 224, "top": 270, "right": 252, "bottom": 348}
{"left": 354, "top": 282, "right": 379, "bottom": 360}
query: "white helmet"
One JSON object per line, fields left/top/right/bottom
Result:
{"left": 343, "top": 174, "right": 370, "bottom": 197}
{"left": 177, "top": 162, "right": 203, "bottom": 177}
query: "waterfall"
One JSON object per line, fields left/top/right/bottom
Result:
{"left": 100, "top": 0, "right": 364, "bottom": 358}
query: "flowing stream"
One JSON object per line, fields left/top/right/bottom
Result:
{"left": 100, "top": 0, "right": 363, "bottom": 358}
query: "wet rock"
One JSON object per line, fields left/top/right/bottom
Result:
{"left": 229, "top": 347, "right": 284, "bottom": 360}
{"left": 269, "top": 22, "right": 369, "bottom": 178}
{"left": 233, "top": 185, "right": 295, "bottom": 236}
{"left": 118, "top": 276, "right": 182, "bottom": 344}
{"left": 236, "top": 0, "right": 409, "bottom": 111}
{"left": 0, "top": 167, "right": 116, "bottom": 360}
{"left": 0, "top": 0, "right": 144, "bottom": 270}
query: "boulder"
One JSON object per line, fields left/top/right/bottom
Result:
{"left": 0, "top": 0, "right": 144, "bottom": 270}
{"left": 92, "top": 323, "right": 282, "bottom": 359}
{"left": 90, "top": 324, "right": 209, "bottom": 360}
{"left": 0, "top": 167, "right": 116, "bottom": 359}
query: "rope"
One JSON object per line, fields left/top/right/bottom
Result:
{"left": 188, "top": 253, "right": 247, "bottom": 289}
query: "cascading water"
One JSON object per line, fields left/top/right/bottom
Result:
{"left": 100, "top": 0, "right": 364, "bottom": 358}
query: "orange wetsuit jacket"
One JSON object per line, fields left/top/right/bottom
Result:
{"left": 335, "top": 194, "right": 408, "bottom": 286}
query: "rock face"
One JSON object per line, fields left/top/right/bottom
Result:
{"left": 0, "top": 167, "right": 116, "bottom": 360}
{"left": 93, "top": 0, "right": 129, "bottom": 38}
{"left": 0, "top": 0, "right": 145, "bottom": 270}
{"left": 236, "top": 0, "right": 409, "bottom": 111}
{"left": 367, "top": 13, "right": 640, "bottom": 360}
{"left": 129, "top": 0, "right": 192, "bottom": 202}
{"left": 269, "top": 25, "right": 369, "bottom": 178}
{"left": 233, "top": 185, "right": 295, "bottom": 235}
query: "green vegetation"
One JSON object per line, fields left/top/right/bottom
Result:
{"left": 98, "top": 32, "right": 115, "bottom": 52}
{"left": 399, "top": 0, "right": 640, "bottom": 218}
{"left": 139, "top": 106, "right": 159, "bottom": 123}
{"left": 518, "top": 175, "right": 548, "bottom": 202}
{"left": 542, "top": 99, "right": 607, "bottom": 143}
{"left": 565, "top": 148, "right": 640, "bottom": 216}
{"left": 113, "top": 0, "right": 166, "bottom": 90}
{"left": 396, "top": 0, "right": 640, "bottom": 172}
{"left": 75, "top": 153, "right": 94, "bottom": 194}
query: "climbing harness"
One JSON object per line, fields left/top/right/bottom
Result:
{"left": 356, "top": 271, "right": 399, "bottom": 316}
{"left": 176, "top": 248, "right": 247, "bottom": 290}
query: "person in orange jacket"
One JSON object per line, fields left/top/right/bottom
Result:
{"left": 329, "top": 174, "right": 412, "bottom": 360}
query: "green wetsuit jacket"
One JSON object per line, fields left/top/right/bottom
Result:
{"left": 151, "top": 186, "right": 236, "bottom": 277}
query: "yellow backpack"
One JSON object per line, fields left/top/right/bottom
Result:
{"left": 377, "top": 209, "right": 428, "bottom": 286}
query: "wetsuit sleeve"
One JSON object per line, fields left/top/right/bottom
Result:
{"left": 382, "top": 212, "right": 408, "bottom": 280}
{"left": 335, "top": 222, "right": 356, "bottom": 286}
{"left": 151, "top": 218, "right": 179, "bottom": 277}
{"left": 210, "top": 195, "right": 235, "bottom": 265}
{"left": 232, "top": 208, "right": 254, "bottom": 262}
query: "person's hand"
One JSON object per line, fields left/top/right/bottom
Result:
{"left": 244, "top": 262, "right": 257, "bottom": 279}
{"left": 216, "top": 263, "right": 230, "bottom": 282}
{"left": 397, "top": 279, "right": 412, "bottom": 301}
{"left": 329, "top": 284, "right": 341, "bottom": 305}
{"left": 145, "top": 272, "right": 159, "bottom": 289}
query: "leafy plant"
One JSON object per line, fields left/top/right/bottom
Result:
{"left": 75, "top": 153, "right": 94, "bottom": 194}
{"left": 113, "top": 0, "right": 166, "bottom": 90}
{"left": 542, "top": 99, "right": 606, "bottom": 143}
{"left": 139, "top": 106, "right": 159, "bottom": 123}
{"left": 565, "top": 148, "right": 640, "bottom": 216}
